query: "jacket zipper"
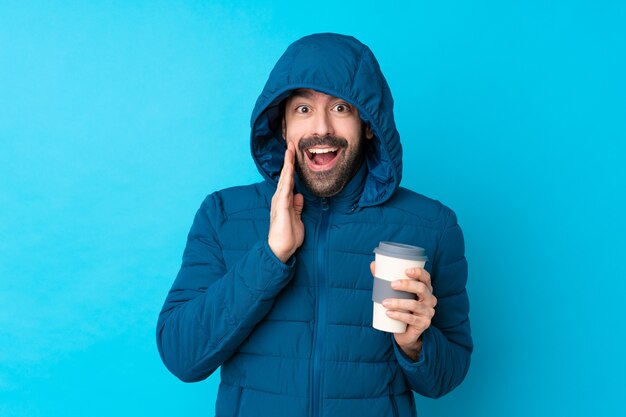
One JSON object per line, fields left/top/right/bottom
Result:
{"left": 311, "top": 197, "right": 330, "bottom": 417}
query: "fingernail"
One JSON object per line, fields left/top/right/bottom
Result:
{"left": 382, "top": 299, "right": 390, "bottom": 307}
{"left": 391, "top": 281, "right": 400, "bottom": 289}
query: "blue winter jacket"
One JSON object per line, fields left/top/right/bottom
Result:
{"left": 157, "top": 33, "right": 472, "bottom": 417}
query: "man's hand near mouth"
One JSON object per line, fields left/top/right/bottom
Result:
{"left": 268, "top": 142, "right": 305, "bottom": 263}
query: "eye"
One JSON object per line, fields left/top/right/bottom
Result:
{"left": 333, "top": 103, "right": 351, "bottom": 113}
{"left": 295, "top": 105, "right": 311, "bottom": 114}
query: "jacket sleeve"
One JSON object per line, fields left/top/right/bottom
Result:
{"left": 156, "top": 194, "right": 295, "bottom": 382}
{"left": 393, "top": 208, "right": 473, "bottom": 398}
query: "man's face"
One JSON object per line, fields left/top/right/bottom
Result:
{"left": 282, "top": 89, "right": 372, "bottom": 197}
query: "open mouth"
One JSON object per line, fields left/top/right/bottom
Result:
{"left": 305, "top": 147, "right": 341, "bottom": 171}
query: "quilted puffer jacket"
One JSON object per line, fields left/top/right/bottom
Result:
{"left": 157, "top": 33, "right": 472, "bottom": 417}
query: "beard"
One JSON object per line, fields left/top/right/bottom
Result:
{"left": 295, "top": 135, "right": 365, "bottom": 198}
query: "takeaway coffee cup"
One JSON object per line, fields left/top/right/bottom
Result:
{"left": 372, "top": 242, "right": 428, "bottom": 333}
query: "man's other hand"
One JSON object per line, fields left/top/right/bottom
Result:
{"left": 370, "top": 261, "right": 437, "bottom": 361}
{"left": 268, "top": 142, "right": 305, "bottom": 263}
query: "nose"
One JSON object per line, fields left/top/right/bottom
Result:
{"left": 311, "top": 109, "right": 335, "bottom": 137}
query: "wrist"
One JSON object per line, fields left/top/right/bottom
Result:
{"left": 268, "top": 240, "right": 291, "bottom": 264}
{"left": 399, "top": 337, "right": 423, "bottom": 362}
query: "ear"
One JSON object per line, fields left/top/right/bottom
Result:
{"left": 282, "top": 118, "right": 286, "bottom": 140}
{"left": 365, "top": 125, "right": 374, "bottom": 140}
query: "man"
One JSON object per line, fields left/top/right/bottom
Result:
{"left": 157, "top": 33, "right": 472, "bottom": 417}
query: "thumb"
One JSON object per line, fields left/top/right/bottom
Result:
{"left": 370, "top": 261, "right": 376, "bottom": 276}
{"left": 293, "top": 193, "right": 304, "bottom": 216}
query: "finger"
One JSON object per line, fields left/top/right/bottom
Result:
{"left": 274, "top": 148, "right": 295, "bottom": 208}
{"left": 385, "top": 310, "right": 431, "bottom": 331}
{"left": 391, "top": 280, "right": 434, "bottom": 304}
{"left": 279, "top": 145, "right": 295, "bottom": 197}
{"left": 277, "top": 143, "right": 294, "bottom": 182}
{"left": 285, "top": 142, "right": 295, "bottom": 168}
{"left": 276, "top": 153, "right": 289, "bottom": 192}
{"left": 369, "top": 261, "right": 375, "bottom": 277}
{"left": 286, "top": 141, "right": 296, "bottom": 158}
{"left": 405, "top": 267, "right": 432, "bottom": 290}
{"left": 382, "top": 298, "right": 419, "bottom": 312}
{"left": 383, "top": 298, "right": 435, "bottom": 318}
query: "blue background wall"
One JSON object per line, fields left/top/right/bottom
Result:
{"left": 1, "top": 1, "right": 625, "bottom": 416}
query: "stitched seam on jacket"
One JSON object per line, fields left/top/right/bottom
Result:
{"left": 351, "top": 44, "right": 370, "bottom": 112}
{"left": 201, "top": 195, "right": 226, "bottom": 269}
{"left": 325, "top": 391, "right": 412, "bottom": 401}
{"left": 437, "top": 288, "right": 468, "bottom": 300}
{"left": 217, "top": 215, "right": 269, "bottom": 222}
{"left": 326, "top": 286, "right": 371, "bottom": 291}
{"left": 437, "top": 316, "right": 471, "bottom": 333}
{"left": 220, "top": 381, "right": 409, "bottom": 400}
{"left": 236, "top": 351, "right": 393, "bottom": 364}
{"left": 218, "top": 216, "right": 442, "bottom": 227}
{"left": 263, "top": 318, "right": 311, "bottom": 324}
{"left": 222, "top": 384, "right": 412, "bottom": 401}
{"left": 329, "top": 220, "right": 444, "bottom": 230}
{"left": 220, "top": 382, "right": 308, "bottom": 399}
{"left": 433, "top": 208, "right": 454, "bottom": 267}
{"left": 327, "top": 322, "right": 378, "bottom": 328}
{"left": 435, "top": 257, "right": 466, "bottom": 270}
{"left": 359, "top": 203, "right": 446, "bottom": 224}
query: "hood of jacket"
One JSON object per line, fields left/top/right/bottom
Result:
{"left": 250, "top": 33, "right": 402, "bottom": 207}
